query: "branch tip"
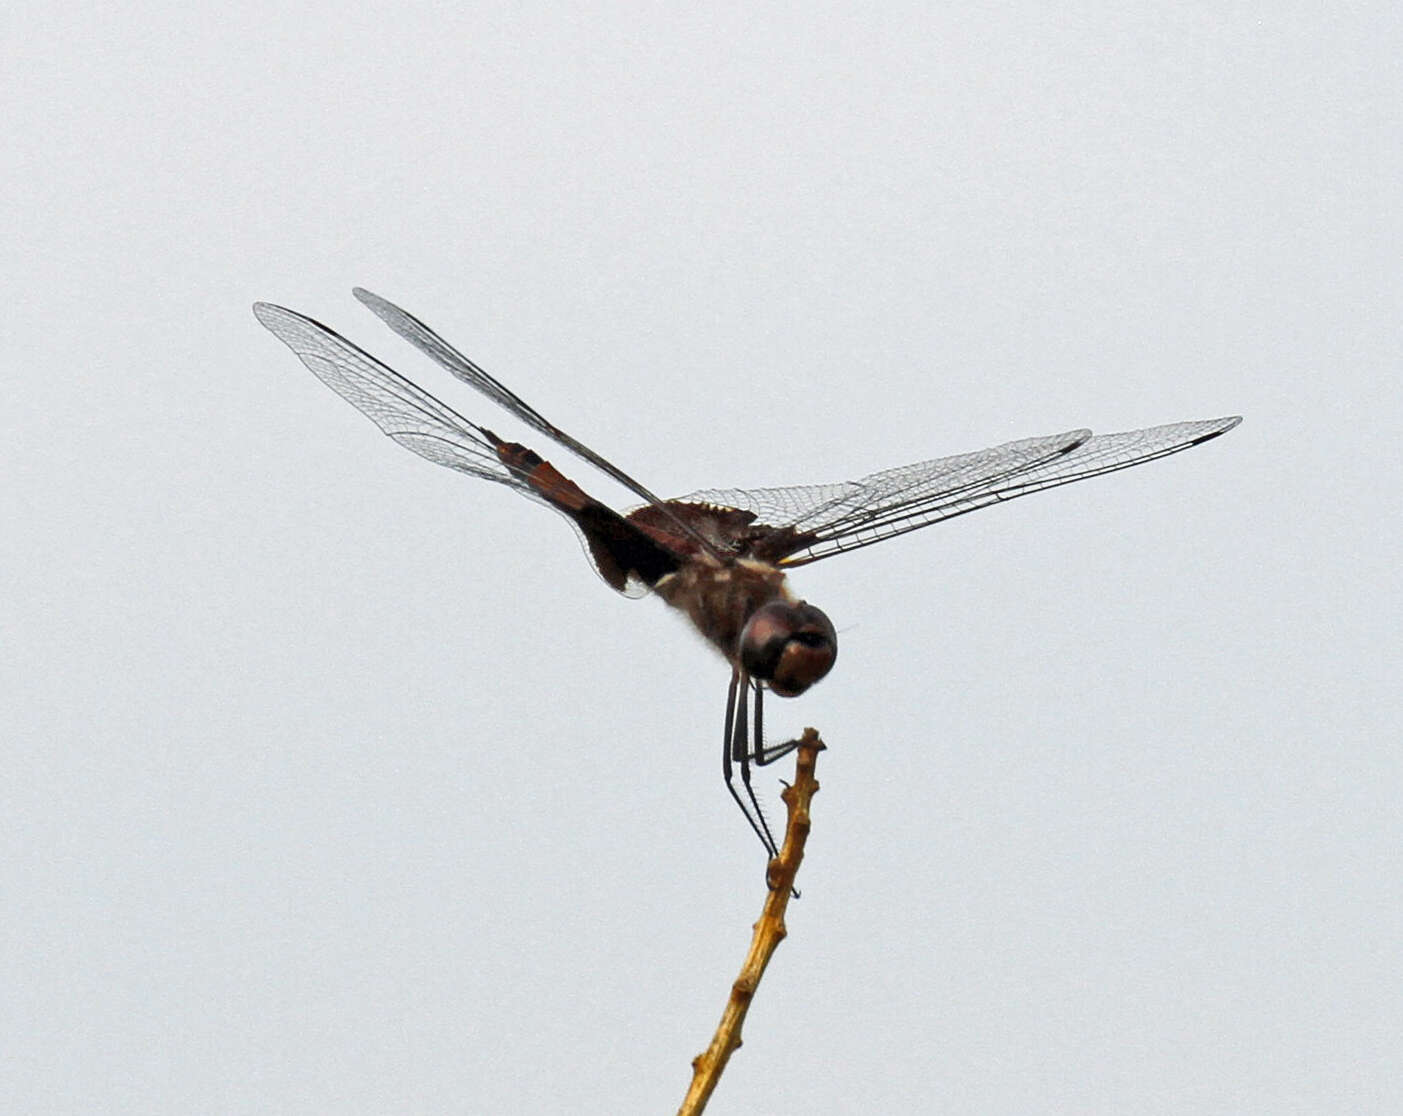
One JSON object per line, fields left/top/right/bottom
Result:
{"left": 676, "top": 730, "right": 827, "bottom": 1116}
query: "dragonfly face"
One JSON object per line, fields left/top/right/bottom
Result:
{"left": 738, "top": 599, "right": 837, "bottom": 698}
{"left": 253, "top": 288, "right": 1241, "bottom": 864}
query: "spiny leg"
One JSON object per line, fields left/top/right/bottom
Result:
{"left": 722, "top": 668, "right": 781, "bottom": 859}
{"left": 744, "top": 681, "right": 803, "bottom": 899}
{"left": 751, "top": 685, "right": 803, "bottom": 767}
{"left": 735, "top": 678, "right": 784, "bottom": 857}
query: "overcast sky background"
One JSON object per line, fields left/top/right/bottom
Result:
{"left": 4, "top": 4, "right": 1399, "bottom": 1113}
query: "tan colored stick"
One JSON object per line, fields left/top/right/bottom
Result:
{"left": 677, "top": 728, "right": 825, "bottom": 1116}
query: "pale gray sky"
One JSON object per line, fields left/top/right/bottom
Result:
{"left": 4, "top": 4, "right": 1399, "bottom": 1113}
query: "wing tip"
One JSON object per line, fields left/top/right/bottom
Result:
{"left": 353, "top": 287, "right": 395, "bottom": 318}
{"left": 1191, "top": 415, "right": 1244, "bottom": 445}
{"left": 252, "top": 301, "right": 307, "bottom": 337}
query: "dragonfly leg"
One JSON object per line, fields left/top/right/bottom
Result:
{"left": 746, "top": 683, "right": 802, "bottom": 898}
{"left": 751, "top": 684, "right": 802, "bottom": 767}
{"left": 722, "top": 669, "right": 780, "bottom": 859}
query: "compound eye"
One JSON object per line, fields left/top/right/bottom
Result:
{"left": 738, "top": 600, "right": 838, "bottom": 697}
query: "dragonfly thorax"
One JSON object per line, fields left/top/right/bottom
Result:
{"left": 654, "top": 558, "right": 837, "bottom": 696}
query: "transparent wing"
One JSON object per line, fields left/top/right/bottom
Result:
{"left": 252, "top": 301, "right": 654, "bottom": 597}
{"left": 682, "top": 416, "right": 1242, "bottom": 565}
{"left": 253, "top": 302, "right": 515, "bottom": 486}
{"left": 351, "top": 287, "right": 729, "bottom": 562}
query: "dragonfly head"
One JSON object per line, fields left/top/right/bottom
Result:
{"left": 739, "top": 600, "right": 837, "bottom": 698}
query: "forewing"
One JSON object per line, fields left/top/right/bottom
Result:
{"left": 682, "top": 416, "right": 1242, "bottom": 565}
{"left": 253, "top": 301, "right": 653, "bottom": 597}
{"left": 355, "top": 292, "right": 666, "bottom": 504}
{"left": 253, "top": 302, "right": 513, "bottom": 485}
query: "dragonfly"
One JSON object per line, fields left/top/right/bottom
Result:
{"left": 253, "top": 289, "right": 1241, "bottom": 862}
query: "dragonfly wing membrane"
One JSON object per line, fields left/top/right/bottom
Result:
{"left": 680, "top": 417, "right": 1241, "bottom": 565}
{"left": 253, "top": 302, "right": 511, "bottom": 485}
{"left": 253, "top": 300, "right": 656, "bottom": 596}
{"left": 678, "top": 429, "right": 1089, "bottom": 560}
{"left": 783, "top": 416, "right": 1242, "bottom": 563}
{"left": 352, "top": 288, "right": 728, "bottom": 562}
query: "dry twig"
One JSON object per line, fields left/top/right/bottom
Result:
{"left": 676, "top": 727, "right": 825, "bottom": 1116}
